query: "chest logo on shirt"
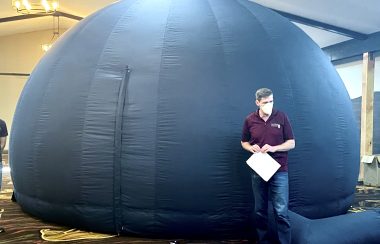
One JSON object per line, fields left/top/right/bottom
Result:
{"left": 271, "top": 123, "right": 281, "bottom": 129}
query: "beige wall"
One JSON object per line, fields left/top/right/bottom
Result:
{"left": 0, "top": 29, "right": 67, "bottom": 150}
{"left": 336, "top": 57, "right": 380, "bottom": 99}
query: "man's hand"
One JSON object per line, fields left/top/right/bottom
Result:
{"left": 0, "top": 137, "right": 6, "bottom": 152}
{"left": 261, "top": 144, "right": 276, "bottom": 153}
{"left": 249, "top": 144, "right": 261, "bottom": 153}
{"left": 241, "top": 141, "right": 261, "bottom": 154}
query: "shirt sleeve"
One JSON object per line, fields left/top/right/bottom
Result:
{"left": 283, "top": 114, "right": 294, "bottom": 140}
{"left": 241, "top": 118, "right": 251, "bottom": 142}
{"left": 0, "top": 121, "right": 8, "bottom": 137}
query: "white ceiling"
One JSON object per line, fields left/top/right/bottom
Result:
{"left": 0, "top": 0, "right": 379, "bottom": 48}
{"left": 253, "top": 0, "right": 380, "bottom": 34}
{"left": 293, "top": 23, "right": 351, "bottom": 48}
{"left": 252, "top": 0, "right": 380, "bottom": 47}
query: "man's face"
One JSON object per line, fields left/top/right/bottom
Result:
{"left": 256, "top": 95, "right": 273, "bottom": 108}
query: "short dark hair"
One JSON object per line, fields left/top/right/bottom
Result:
{"left": 255, "top": 88, "right": 273, "bottom": 101}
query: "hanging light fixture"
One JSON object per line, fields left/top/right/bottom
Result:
{"left": 12, "top": 0, "right": 59, "bottom": 14}
{"left": 41, "top": 15, "right": 60, "bottom": 52}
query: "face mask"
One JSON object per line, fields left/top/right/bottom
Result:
{"left": 261, "top": 102, "right": 273, "bottom": 115}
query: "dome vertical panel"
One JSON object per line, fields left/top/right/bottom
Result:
{"left": 77, "top": 0, "right": 142, "bottom": 232}
{"left": 117, "top": 0, "right": 173, "bottom": 235}
{"left": 120, "top": 0, "right": 251, "bottom": 236}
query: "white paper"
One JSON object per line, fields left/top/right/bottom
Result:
{"left": 246, "top": 152, "right": 281, "bottom": 181}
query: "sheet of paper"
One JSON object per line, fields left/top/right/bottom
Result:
{"left": 246, "top": 152, "right": 281, "bottom": 182}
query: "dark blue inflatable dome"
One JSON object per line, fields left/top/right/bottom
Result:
{"left": 10, "top": 0, "right": 359, "bottom": 237}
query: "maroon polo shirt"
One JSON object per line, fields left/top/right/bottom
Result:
{"left": 241, "top": 109, "right": 294, "bottom": 171}
{"left": 0, "top": 119, "right": 8, "bottom": 161}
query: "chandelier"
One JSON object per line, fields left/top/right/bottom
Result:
{"left": 12, "top": 0, "right": 59, "bottom": 14}
{"left": 41, "top": 15, "right": 60, "bottom": 52}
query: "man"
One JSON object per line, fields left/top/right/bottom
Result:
{"left": 241, "top": 88, "right": 295, "bottom": 244}
{"left": 0, "top": 118, "right": 8, "bottom": 162}
{"left": 0, "top": 118, "right": 8, "bottom": 233}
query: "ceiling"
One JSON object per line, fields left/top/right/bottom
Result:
{"left": 252, "top": 0, "right": 380, "bottom": 47}
{"left": 0, "top": 0, "right": 379, "bottom": 48}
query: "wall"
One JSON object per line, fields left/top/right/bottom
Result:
{"left": 0, "top": 29, "right": 67, "bottom": 150}
{"left": 335, "top": 56, "right": 380, "bottom": 156}
{"left": 335, "top": 56, "right": 380, "bottom": 99}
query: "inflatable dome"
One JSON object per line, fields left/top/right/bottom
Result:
{"left": 10, "top": 0, "right": 359, "bottom": 238}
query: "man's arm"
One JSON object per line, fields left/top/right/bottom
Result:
{"left": 261, "top": 139, "right": 295, "bottom": 153}
{"left": 0, "top": 136, "right": 6, "bottom": 152}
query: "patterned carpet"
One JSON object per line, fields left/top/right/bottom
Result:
{"left": 1, "top": 162, "right": 379, "bottom": 243}
{"left": 352, "top": 183, "right": 380, "bottom": 209}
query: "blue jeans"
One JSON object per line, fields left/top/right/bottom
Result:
{"left": 251, "top": 171, "right": 291, "bottom": 244}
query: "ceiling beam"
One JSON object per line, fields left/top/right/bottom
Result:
{"left": 0, "top": 14, "right": 46, "bottom": 23}
{"left": 0, "top": 72, "right": 30, "bottom": 77}
{"left": 0, "top": 11, "right": 82, "bottom": 23}
{"left": 271, "top": 8, "right": 368, "bottom": 40}
{"left": 53, "top": 11, "right": 83, "bottom": 21}
{"left": 323, "top": 31, "right": 380, "bottom": 63}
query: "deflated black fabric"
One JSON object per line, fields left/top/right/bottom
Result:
{"left": 289, "top": 210, "right": 380, "bottom": 244}
{"left": 10, "top": 0, "right": 359, "bottom": 238}
{"left": 352, "top": 92, "right": 380, "bottom": 154}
